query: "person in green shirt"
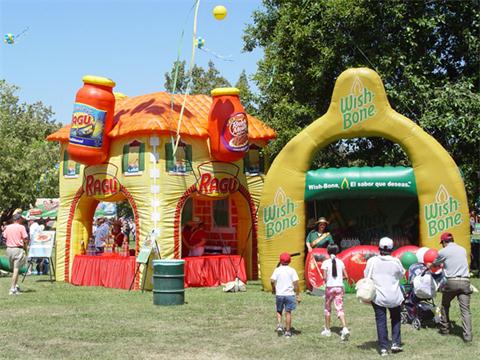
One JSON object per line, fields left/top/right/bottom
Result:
{"left": 306, "top": 217, "right": 334, "bottom": 252}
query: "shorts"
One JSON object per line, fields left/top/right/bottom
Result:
{"left": 276, "top": 295, "right": 296, "bottom": 313}
{"left": 6, "top": 247, "right": 26, "bottom": 270}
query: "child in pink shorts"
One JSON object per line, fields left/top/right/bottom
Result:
{"left": 320, "top": 244, "right": 350, "bottom": 340}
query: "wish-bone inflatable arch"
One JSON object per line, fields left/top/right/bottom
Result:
{"left": 258, "top": 67, "right": 470, "bottom": 290}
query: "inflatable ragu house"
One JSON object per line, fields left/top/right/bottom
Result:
{"left": 47, "top": 75, "right": 276, "bottom": 289}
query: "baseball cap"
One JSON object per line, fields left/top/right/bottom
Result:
{"left": 379, "top": 237, "right": 393, "bottom": 250}
{"left": 440, "top": 232, "right": 453, "bottom": 243}
{"left": 279, "top": 252, "right": 291, "bottom": 265}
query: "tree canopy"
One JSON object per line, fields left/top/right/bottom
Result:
{"left": 0, "top": 80, "right": 61, "bottom": 216}
{"left": 243, "top": 0, "right": 480, "bottom": 206}
{"left": 164, "top": 60, "right": 231, "bottom": 95}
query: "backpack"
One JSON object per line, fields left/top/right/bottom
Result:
{"left": 413, "top": 272, "right": 436, "bottom": 299}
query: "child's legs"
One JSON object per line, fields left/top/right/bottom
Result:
{"left": 324, "top": 288, "right": 335, "bottom": 328}
{"left": 283, "top": 296, "right": 297, "bottom": 331}
{"left": 332, "top": 287, "right": 347, "bottom": 327}
{"left": 275, "top": 296, "right": 284, "bottom": 325}
{"left": 285, "top": 311, "right": 292, "bottom": 330}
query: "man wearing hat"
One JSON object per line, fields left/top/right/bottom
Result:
{"left": 3, "top": 214, "right": 29, "bottom": 295}
{"left": 306, "top": 217, "right": 334, "bottom": 252}
{"left": 432, "top": 232, "right": 472, "bottom": 342}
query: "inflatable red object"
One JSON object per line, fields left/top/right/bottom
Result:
{"left": 68, "top": 75, "right": 116, "bottom": 165}
{"left": 208, "top": 88, "right": 249, "bottom": 162}
{"left": 423, "top": 248, "right": 438, "bottom": 264}
{"left": 392, "top": 245, "right": 420, "bottom": 259}
{"left": 304, "top": 248, "right": 329, "bottom": 290}
{"left": 337, "top": 245, "right": 379, "bottom": 283}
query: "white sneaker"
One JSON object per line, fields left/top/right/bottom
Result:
{"left": 321, "top": 328, "right": 331, "bottom": 337}
{"left": 341, "top": 327, "right": 350, "bottom": 341}
{"left": 15, "top": 285, "right": 20, "bottom": 292}
{"left": 8, "top": 288, "right": 20, "bottom": 296}
{"left": 380, "top": 349, "right": 388, "bottom": 356}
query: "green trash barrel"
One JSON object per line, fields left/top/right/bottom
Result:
{"left": 152, "top": 259, "right": 185, "bottom": 306}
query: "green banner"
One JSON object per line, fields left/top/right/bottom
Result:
{"left": 305, "top": 166, "right": 417, "bottom": 200}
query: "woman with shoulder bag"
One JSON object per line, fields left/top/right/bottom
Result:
{"left": 364, "top": 237, "right": 405, "bottom": 357}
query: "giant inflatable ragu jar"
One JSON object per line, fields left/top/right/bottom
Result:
{"left": 67, "top": 75, "right": 116, "bottom": 165}
{"left": 208, "top": 87, "right": 249, "bottom": 162}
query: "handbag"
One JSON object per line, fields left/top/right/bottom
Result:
{"left": 355, "top": 260, "right": 376, "bottom": 304}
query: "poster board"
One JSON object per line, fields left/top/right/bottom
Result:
{"left": 28, "top": 231, "right": 55, "bottom": 258}
{"left": 136, "top": 246, "right": 152, "bottom": 264}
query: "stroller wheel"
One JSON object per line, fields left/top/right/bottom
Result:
{"left": 401, "top": 311, "right": 409, "bottom": 325}
{"left": 412, "top": 317, "right": 421, "bottom": 330}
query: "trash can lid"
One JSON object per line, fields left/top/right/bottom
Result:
{"left": 152, "top": 259, "right": 185, "bottom": 266}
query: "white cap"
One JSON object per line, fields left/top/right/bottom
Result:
{"left": 379, "top": 237, "right": 393, "bottom": 250}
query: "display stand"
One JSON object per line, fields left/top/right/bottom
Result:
{"left": 129, "top": 232, "right": 160, "bottom": 292}
{"left": 21, "top": 231, "right": 56, "bottom": 283}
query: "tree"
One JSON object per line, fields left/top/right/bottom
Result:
{"left": 244, "top": 0, "right": 480, "bottom": 205}
{"left": 0, "top": 80, "right": 61, "bottom": 216}
{"left": 164, "top": 60, "right": 231, "bottom": 95}
{"left": 235, "top": 70, "right": 257, "bottom": 115}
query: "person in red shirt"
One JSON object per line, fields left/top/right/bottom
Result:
{"left": 111, "top": 221, "right": 127, "bottom": 249}
{"left": 186, "top": 218, "right": 206, "bottom": 257}
{"left": 3, "top": 214, "right": 29, "bottom": 295}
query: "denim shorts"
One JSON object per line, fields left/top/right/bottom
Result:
{"left": 276, "top": 295, "right": 296, "bottom": 312}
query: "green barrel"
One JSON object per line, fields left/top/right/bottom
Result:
{"left": 0, "top": 256, "right": 29, "bottom": 274}
{"left": 152, "top": 259, "right": 185, "bottom": 306}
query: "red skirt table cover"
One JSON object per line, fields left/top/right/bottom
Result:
{"left": 184, "top": 255, "right": 247, "bottom": 288}
{"left": 71, "top": 255, "right": 136, "bottom": 289}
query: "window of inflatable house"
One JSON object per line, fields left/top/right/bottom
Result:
{"left": 165, "top": 141, "right": 192, "bottom": 174}
{"left": 212, "top": 198, "right": 230, "bottom": 228}
{"left": 63, "top": 150, "right": 81, "bottom": 178}
{"left": 244, "top": 145, "right": 264, "bottom": 175}
{"left": 122, "top": 140, "right": 145, "bottom": 176}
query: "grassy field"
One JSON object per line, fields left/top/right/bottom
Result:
{"left": 0, "top": 272, "right": 479, "bottom": 360}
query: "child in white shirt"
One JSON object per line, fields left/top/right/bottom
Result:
{"left": 270, "top": 252, "right": 300, "bottom": 338}
{"left": 321, "top": 244, "right": 350, "bottom": 340}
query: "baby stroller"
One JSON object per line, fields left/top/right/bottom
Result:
{"left": 400, "top": 263, "right": 444, "bottom": 330}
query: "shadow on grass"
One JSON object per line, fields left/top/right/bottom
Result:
{"left": 357, "top": 340, "right": 378, "bottom": 351}
{"left": 449, "top": 321, "right": 467, "bottom": 340}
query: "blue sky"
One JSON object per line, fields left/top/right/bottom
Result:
{"left": 0, "top": 0, "right": 264, "bottom": 124}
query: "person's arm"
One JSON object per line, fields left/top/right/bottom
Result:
{"left": 432, "top": 251, "right": 446, "bottom": 268}
{"left": 271, "top": 279, "right": 276, "bottom": 295}
{"left": 293, "top": 280, "right": 301, "bottom": 302}
{"left": 343, "top": 267, "right": 350, "bottom": 284}
{"left": 306, "top": 232, "right": 313, "bottom": 252}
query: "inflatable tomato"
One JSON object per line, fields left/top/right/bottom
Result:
{"left": 304, "top": 248, "right": 329, "bottom": 290}
{"left": 337, "top": 245, "right": 379, "bottom": 283}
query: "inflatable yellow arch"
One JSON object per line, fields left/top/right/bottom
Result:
{"left": 258, "top": 68, "right": 470, "bottom": 290}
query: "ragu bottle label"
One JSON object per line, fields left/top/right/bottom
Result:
{"left": 69, "top": 102, "right": 106, "bottom": 148}
{"left": 221, "top": 112, "right": 249, "bottom": 152}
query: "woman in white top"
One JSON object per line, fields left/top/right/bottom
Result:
{"left": 320, "top": 244, "right": 350, "bottom": 340}
{"left": 364, "top": 237, "right": 405, "bottom": 356}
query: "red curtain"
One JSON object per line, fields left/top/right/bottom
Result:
{"left": 71, "top": 255, "right": 136, "bottom": 289}
{"left": 184, "top": 255, "right": 247, "bottom": 288}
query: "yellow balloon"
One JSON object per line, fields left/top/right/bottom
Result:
{"left": 213, "top": 5, "right": 227, "bottom": 20}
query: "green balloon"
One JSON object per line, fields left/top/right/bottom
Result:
{"left": 401, "top": 251, "right": 418, "bottom": 270}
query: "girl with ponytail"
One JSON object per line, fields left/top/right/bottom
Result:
{"left": 320, "top": 244, "right": 350, "bottom": 340}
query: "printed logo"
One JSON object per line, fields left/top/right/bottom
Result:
{"left": 263, "top": 188, "right": 298, "bottom": 239}
{"left": 83, "top": 163, "right": 120, "bottom": 200}
{"left": 424, "top": 185, "right": 462, "bottom": 237}
{"left": 340, "top": 77, "right": 376, "bottom": 130}
{"left": 69, "top": 102, "right": 106, "bottom": 148}
{"left": 221, "top": 112, "right": 249, "bottom": 152}
{"left": 194, "top": 161, "right": 240, "bottom": 198}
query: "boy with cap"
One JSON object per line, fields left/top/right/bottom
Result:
{"left": 270, "top": 252, "right": 301, "bottom": 338}
{"left": 431, "top": 232, "right": 472, "bottom": 342}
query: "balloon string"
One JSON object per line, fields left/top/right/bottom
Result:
{"left": 199, "top": 47, "right": 233, "bottom": 62}
{"left": 172, "top": 0, "right": 201, "bottom": 158}
{"left": 15, "top": 27, "right": 30, "bottom": 39}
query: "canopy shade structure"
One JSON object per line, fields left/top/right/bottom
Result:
{"left": 305, "top": 166, "right": 417, "bottom": 200}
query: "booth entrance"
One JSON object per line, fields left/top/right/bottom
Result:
{"left": 307, "top": 197, "right": 419, "bottom": 248}
{"left": 305, "top": 166, "right": 419, "bottom": 249}
{"left": 178, "top": 186, "right": 256, "bottom": 286}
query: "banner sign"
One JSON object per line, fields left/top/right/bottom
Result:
{"left": 28, "top": 231, "right": 55, "bottom": 258}
{"left": 194, "top": 161, "right": 240, "bottom": 198}
{"left": 305, "top": 166, "right": 417, "bottom": 201}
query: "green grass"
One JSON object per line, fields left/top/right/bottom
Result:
{"left": 0, "top": 273, "right": 479, "bottom": 360}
